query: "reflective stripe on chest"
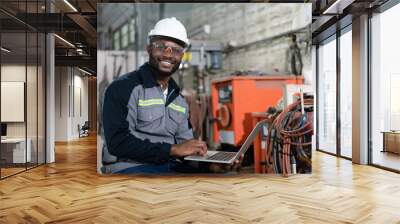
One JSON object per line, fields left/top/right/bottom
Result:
{"left": 138, "top": 99, "right": 185, "bottom": 114}
{"left": 138, "top": 99, "right": 164, "bottom": 106}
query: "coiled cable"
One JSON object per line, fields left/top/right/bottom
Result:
{"left": 265, "top": 98, "right": 313, "bottom": 176}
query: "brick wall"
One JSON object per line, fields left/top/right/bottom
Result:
{"left": 182, "top": 3, "right": 312, "bottom": 84}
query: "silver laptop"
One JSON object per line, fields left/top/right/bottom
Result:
{"left": 184, "top": 119, "right": 268, "bottom": 164}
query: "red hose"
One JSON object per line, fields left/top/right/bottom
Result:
{"left": 265, "top": 99, "right": 313, "bottom": 176}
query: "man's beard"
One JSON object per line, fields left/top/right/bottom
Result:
{"left": 148, "top": 55, "right": 181, "bottom": 78}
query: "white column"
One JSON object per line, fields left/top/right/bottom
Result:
{"left": 45, "top": 0, "right": 55, "bottom": 163}
{"left": 352, "top": 14, "right": 369, "bottom": 164}
{"left": 46, "top": 32, "right": 55, "bottom": 163}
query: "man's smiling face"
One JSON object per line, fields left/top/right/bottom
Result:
{"left": 147, "top": 36, "right": 185, "bottom": 77}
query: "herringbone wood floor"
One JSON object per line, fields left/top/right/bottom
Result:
{"left": 1, "top": 135, "right": 400, "bottom": 223}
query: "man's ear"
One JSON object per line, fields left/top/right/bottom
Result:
{"left": 146, "top": 45, "right": 151, "bottom": 54}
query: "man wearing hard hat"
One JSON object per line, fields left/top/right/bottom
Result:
{"left": 102, "top": 18, "right": 217, "bottom": 174}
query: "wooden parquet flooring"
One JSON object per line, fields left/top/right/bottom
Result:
{"left": 1, "top": 135, "right": 400, "bottom": 223}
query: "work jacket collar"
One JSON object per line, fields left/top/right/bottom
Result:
{"left": 139, "top": 62, "right": 181, "bottom": 94}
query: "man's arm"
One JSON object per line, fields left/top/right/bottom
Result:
{"left": 103, "top": 81, "right": 171, "bottom": 165}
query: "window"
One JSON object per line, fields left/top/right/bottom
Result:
{"left": 371, "top": 3, "right": 400, "bottom": 171}
{"left": 120, "top": 24, "right": 129, "bottom": 49}
{"left": 339, "top": 28, "right": 352, "bottom": 158}
{"left": 0, "top": 2, "right": 46, "bottom": 179}
{"left": 317, "top": 36, "right": 337, "bottom": 154}
{"left": 129, "top": 18, "right": 135, "bottom": 44}
{"left": 113, "top": 30, "right": 120, "bottom": 50}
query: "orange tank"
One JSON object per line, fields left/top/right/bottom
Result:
{"left": 211, "top": 75, "right": 304, "bottom": 146}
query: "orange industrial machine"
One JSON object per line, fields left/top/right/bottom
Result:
{"left": 211, "top": 76, "right": 303, "bottom": 147}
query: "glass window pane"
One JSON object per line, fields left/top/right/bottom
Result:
{"left": 1, "top": 1, "right": 47, "bottom": 179}
{"left": 318, "top": 37, "right": 337, "bottom": 154}
{"left": 340, "top": 29, "right": 352, "bottom": 158}
{"left": 38, "top": 32, "right": 46, "bottom": 165}
{"left": 121, "top": 24, "right": 129, "bottom": 48}
{"left": 27, "top": 31, "right": 38, "bottom": 169}
{"left": 1, "top": 31, "right": 27, "bottom": 177}
{"left": 113, "top": 31, "right": 120, "bottom": 50}
{"left": 371, "top": 3, "right": 400, "bottom": 171}
{"left": 130, "top": 18, "right": 135, "bottom": 44}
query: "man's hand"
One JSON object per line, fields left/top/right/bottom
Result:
{"left": 170, "top": 139, "right": 208, "bottom": 157}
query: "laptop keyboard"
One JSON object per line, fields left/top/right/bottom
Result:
{"left": 207, "top": 151, "right": 236, "bottom": 161}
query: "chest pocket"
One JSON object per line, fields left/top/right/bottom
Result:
{"left": 165, "top": 106, "right": 186, "bottom": 135}
{"left": 136, "top": 106, "right": 164, "bottom": 131}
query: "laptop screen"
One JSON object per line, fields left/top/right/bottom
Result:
{"left": 237, "top": 119, "right": 269, "bottom": 156}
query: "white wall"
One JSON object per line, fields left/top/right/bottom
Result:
{"left": 72, "top": 73, "right": 89, "bottom": 138}
{"left": 1, "top": 65, "right": 39, "bottom": 138}
{"left": 1, "top": 64, "right": 46, "bottom": 164}
{"left": 55, "top": 67, "right": 68, "bottom": 141}
{"left": 1, "top": 65, "right": 26, "bottom": 134}
{"left": 54, "top": 67, "right": 89, "bottom": 141}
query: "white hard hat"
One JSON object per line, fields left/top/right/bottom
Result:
{"left": 148, "top": 17, "right": 189, "bottom": 47}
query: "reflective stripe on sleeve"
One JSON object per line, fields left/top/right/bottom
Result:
{"left": 168, "top": 103, "right": 186, "bottom": 114}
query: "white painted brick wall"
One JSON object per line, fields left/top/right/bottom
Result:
{"left": 185, "top": 3, "right": 312, "bottom": 83}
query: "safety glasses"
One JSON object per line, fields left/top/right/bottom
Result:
{"left": 151, "top": 42, "right": 185, "bottom": 55}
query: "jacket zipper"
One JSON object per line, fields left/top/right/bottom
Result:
{"left": 166, "top": 88, "right": 175, "bottom": 106}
